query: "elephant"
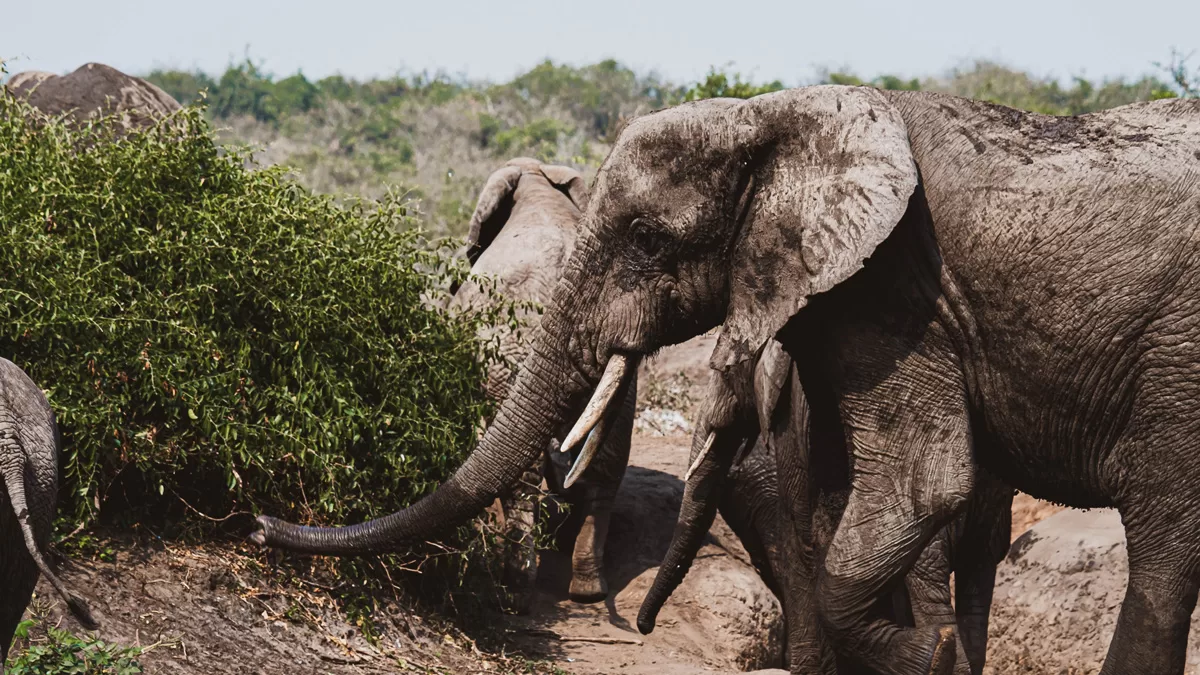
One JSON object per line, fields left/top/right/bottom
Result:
{"left": 0, "top": 358, "right": 97, "bottom": 666}
{"left": 5, "top": 62, "right": 181, "bottom": 133}
{"left": 254, "top": 86, "right": 1200, "bottom": 675}
{"left": 639, "top": 340, "right": 1013, "bottom": 674}
{"left": 447, "top": 156, "right": 636, "bottom": 609}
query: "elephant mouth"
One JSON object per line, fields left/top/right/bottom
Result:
{"left": 557, "top": 351, "right": 640, "bottom": 488}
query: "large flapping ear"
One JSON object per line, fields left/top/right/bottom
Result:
{"left": 539, "top": 164, "right": 590, "bottom": 212}
{"left": 464, "top": 165, "right": 522, "bottom": 266}
{"left": 710, "top": 86, "right": 919, "bottom": 371}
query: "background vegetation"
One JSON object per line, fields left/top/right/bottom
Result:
{"left": 140, "top": 53, "right": 1195, "bottom": 236}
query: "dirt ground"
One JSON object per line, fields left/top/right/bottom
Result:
{"left": 29, "top": 335, "right": 1078, "bottom": 674}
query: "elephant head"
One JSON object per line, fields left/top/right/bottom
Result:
{"left": 460, "top": 157, "right": 589, "bottom": 268}
{"left": 250, "top": 87, "right": 918, "bottom": 584}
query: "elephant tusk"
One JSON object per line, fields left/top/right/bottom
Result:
{"left": 559, "top": 353, "right": 635, "bottom": 454}
{"left": 563, "top": 411, "right": 615, "bottom": 489}
{"left": 683, "top": 431, "right": 717, "bottom": 482}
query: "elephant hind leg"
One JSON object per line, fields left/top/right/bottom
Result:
{"left": 0, "top": 516, "right": 38, "bottom": 666}
{"left": 1099, "top": 502, "right": 1200, "bottom": 675}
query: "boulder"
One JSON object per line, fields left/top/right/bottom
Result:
{"left": 986, "top": 508, "right": 1200, "bottom": 673}
{"left": 6, "top": 62, "right": 180, "bottom": 131}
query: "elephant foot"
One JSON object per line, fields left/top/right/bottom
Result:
{"left": 927, "top": 625, "right": 957, "bottom": 675}
{"left": 568, "top": 573, "right": 608, "bottom": 604}
{"left": 872, "top": 624, "right": 957, "bottom": 675}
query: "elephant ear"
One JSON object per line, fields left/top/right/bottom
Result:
{"left": 753, "top": 339, "right": 792, "bottom": 434}
{"left": 710, "top": 86, "right": 918, "bottom": 370}
{"left": 464, "top": 165, "right": 523, "bottom": 266}
{"left": 539, "top": 164, "right": 590, "bottom": 212}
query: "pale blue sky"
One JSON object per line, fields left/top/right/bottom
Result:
{"left": 4, "top": 0, "right": 1198, "bottom": 85}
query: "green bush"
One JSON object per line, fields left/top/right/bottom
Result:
{"left": 0, "top": 93, "right": 508, "bottom": 530}
{"left": 822, "top": 61, "right": 1174, "bottom": 115}
{"left": 683, "top": 67, "right": 784, "bottom": 101}
{"left": 141, "top": 69, "right": 216, "bottom": 106}
{"left": 824, "top": 72, "right": 921, "bottom": 91}
{"left": 492, "top": 118, "right": 574, "bottom": 160}
{"left": 6, "top": 611, "right": 143, "bottom": 675}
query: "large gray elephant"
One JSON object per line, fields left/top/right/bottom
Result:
{"left": 255, "top": 87, "right": 1200, "bottom": 674}
{"left": 448, "top": 156, "right": 635, "bottom": 609}
{"left": 640, "top": 340, "right": 1013, "bottom": 674}
{"left": 0, "top": 358, "right": 97, "bottom": 666}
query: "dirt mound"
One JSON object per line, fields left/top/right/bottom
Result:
{"left": 985, "top": 508, "right": 1200, "bottom": 673}
{"left": 31, "top": 540, "right": 539, "bottom": 675}
{"left": 6, "top": 62, "right": 181, "bottom": 131}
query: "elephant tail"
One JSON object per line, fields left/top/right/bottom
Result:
{"left": 1, "top": 438, "right": 98, "bottom": 630}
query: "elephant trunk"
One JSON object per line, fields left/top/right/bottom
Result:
{"left": 252, "top": 275, "right": 599, "bottom": 555}
{"left": 637, "top": 425, "right": 743, "bottom": 634}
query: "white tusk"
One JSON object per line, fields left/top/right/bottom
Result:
{"left": 684, "top": 431, "right": 717, "bottom": 482}
{"left": 559, "top": 353, "right": 634, "bottom": 454}
{"left": 563, "top": 417, "right": 610, "bottom": 490}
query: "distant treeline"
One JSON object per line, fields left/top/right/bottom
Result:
{"left": 137, "top": 55, "right": 1196, "bottom": 235}
{"left": 146, "top": 55, "right": 1193, "bottom": 128}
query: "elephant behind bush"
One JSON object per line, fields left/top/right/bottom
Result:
{"left": 444, "top": 157, "right": 636, "bottom": 610}
{"left": 0, "top": 358, "right": 96, "bottom": 666}
{"left": 5, "top": 62, "right": 180, "bottom": 133}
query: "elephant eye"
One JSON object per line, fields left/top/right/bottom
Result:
{"left": 630, "top": 218, "right": 673, "bottom": 257}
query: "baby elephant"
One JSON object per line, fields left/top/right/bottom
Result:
{"left": 0, "top": 358, "right": 96, "bottom": 664}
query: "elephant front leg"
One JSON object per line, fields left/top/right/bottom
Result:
{"left": 568, "top": 494, "right": 612, "bottom": 603}
{"left": 566, "top": 382, "right": 633, "bottom": 604}
{"left": 817, "top": 384, "right": 974, "bottom": 675}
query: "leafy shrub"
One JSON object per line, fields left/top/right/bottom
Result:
{"left": 503, "top": 59, "right": 679, "bottom": 136}
{"left": 491, "top": 118, "right": 574, "bottom": 160}
{"left": 0, "top": 93, "right": 508, "bottom": 530}
{"left": 683, "top": 67, "right": 784, "bottom": 101}
{"left": 141, "top": 69, "right": 216, "bottom": 106}
{"left": 821, "top": 61, "right": 1173, "bottom": 115}
{"left": 823, "top": 72, "right": 921, "bottom": 91}
{"left": 919, "top": 61, "right": 1169, "bottom": 115}
{"left": 6, "top": 609, "right": 143, "bottom": 675}
{"left": 1154, "top": 49, "right": 1200, "bottom": 98}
